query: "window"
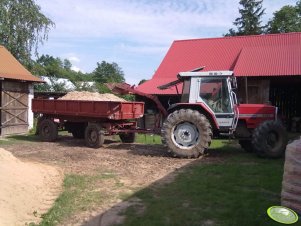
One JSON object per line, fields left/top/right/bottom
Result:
{"left": 181, "top": 80, "right": 191, "bottom": 103}
{"left": 199, "top": 78, "right": 232, "bottom": 113}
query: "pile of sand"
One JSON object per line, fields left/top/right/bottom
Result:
{"left": 0, "top": 148, "right": 63, "bottom": 225}
{"left": 59, "top": 91, "right": 127, "bottom": 102}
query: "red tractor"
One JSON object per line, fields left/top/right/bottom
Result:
{"left": 159, "top": 70, "right": 288, "bottom": 158}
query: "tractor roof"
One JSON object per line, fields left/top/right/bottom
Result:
{"left": 178, "top": 71, "right": 233, "bottom": 78}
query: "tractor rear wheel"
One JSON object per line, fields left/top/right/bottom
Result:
{"left": 238, "top": 140, "right": 253, "bottom": 152}
{"left": 84, "top": 123, "right": 104, "bottom": 148}
{"left": 162, "top": 109, "right": 212, "bottom": 158}
{"left": 252, "top": 120, "right": 288, "bottom": 158}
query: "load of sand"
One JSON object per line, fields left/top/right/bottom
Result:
{"left": 59, "top": 91, "right": 127, "bottom": 102}
{"left": 0, "top": 148, "right": 63, "bottom": 225}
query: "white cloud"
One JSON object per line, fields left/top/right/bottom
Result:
{"left": 36, "top": 0, "right": 297, "bottom": 80}
{"left": 37, "top": 0, "right": 297, "bottom": 45}
{"left": 68, "top": 56, "right": 80, "bottom": 63}
{"left": 37, "top": 0, "right": 236, "bottom": 44}
{"left": 71, "top": 65, "right": 82, "bottom": 73}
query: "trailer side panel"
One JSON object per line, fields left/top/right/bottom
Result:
{"left": 32, "top": 99, "right": 144, "bottom": 120}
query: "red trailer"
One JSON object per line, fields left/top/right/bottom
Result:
{"left": 32, "top": 99, "right": 144, "bottom": 148}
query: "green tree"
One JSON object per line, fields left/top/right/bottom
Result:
{"left": 34, "top": 82, "right": 52, "bottom": 92}
{"left": 73, "top": 81, "right": 96, "bottom": 92}
{"left": 225, "top": 0, "right": 265, "bottom": 36}
{"left": 0, "top": 0, "right": 54, "bottom": 65}
{"left": 35, "top": 54, "right": 63, "bottom": 77}
{"left": 32, "top": 54, "right": 97, "bottom": 92}
{"left": 34, "top": 77, "right": 68, "bottom": 92}
{"left": 267, "top": 1, "right": 301, "bottom": 33}
{"left": 63, "top": 59, "right": 72, "bottom": 70}
{"left": 93, "top": 61, "right": 125, "bottom": 83}
{"left": 93, "top": 61, "right": 125, "bottom": 93}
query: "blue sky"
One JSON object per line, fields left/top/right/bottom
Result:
{"left": 36, "top": 0, "right": 297, "bottom": 85}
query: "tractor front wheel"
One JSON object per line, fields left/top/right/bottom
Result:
{"left": 162, "top": 109, "right": 212, "bottom": 158}
{"left": 252, "top": 120, "right": 288, "bottom": 158}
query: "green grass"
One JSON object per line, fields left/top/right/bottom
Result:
{"left": 113, "top": 133, "right": 162, "bottom": 144}
{"left": 135, "top": 133, "right": 162, "bottom": 144}
{"left": 121, "top": 140, "right": 287, "bottom": 226}
{"left": 0, "top": 134, "right": 38, "bottom": 145}
{"left": 33, "top": 171, "right": 118, "bottom": 226}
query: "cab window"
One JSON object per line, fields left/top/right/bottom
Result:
{"left": 199, "top": 78, "right": 232, "bottom": 113}
{"left": 181, "top": 80, "right": 190, "bottom": 103}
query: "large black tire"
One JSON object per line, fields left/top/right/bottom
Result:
{"left": 162, "top": 109, "right": 212, "bottom": 158}
{"left": 252, "top": 120, "right": 288, "bottom": 158}
{"left": 84, "top": 123, "right": 104, "bottom": 148}
{"left": 238, "top": 140, "right": 253, "bottom": 152}
{"left": 38, "top": 118, "right": 58, "bottom": 142}
{"left": 119, "top": 133, "right": 136, "bottom": 143}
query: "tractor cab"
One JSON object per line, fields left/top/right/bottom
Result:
{"left": 180, "top": 71, "right": 237, "bottom": 109}
{"left": 160, "top": 70, "right": 239, "bottom": 134}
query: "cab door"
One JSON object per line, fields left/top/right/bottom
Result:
{"left": 196, "top": 77, "right": 235, "bottom": 131}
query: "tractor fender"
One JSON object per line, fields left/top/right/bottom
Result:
{"left": 238, "top": 104, "right": 276, "bottom": 129}
{"left": 167, "top": 103, "right": 219, "bottom": 130}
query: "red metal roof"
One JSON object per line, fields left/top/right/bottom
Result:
{"left": 0, "top": 46, "right": 43, "bottom": 82}
{"left": 137, "top": 32, "right": 301, "bottom": 94}
{"left": 234, "top": 45, "right": 301, "bottom": 76}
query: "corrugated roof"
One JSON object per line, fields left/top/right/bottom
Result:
{"left": 0, "top": 45, "right": 43, "bottom": 82}
{"left": 234, "top": 45, "right": 301, "bottom": 76}
{"left": 137, "top": 32, "right": 301, "bottom": 94}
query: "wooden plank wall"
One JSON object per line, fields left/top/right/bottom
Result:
{"left": 0, "top": 80, "right": 29, "bottom": 136}
{"left": 237, "top": 77, "right": 270, "bottom": 104}
{"left": 270, "top": 77, "right": 301, "bottom": 122}
{"left": 237, "top": 76, "right": 301, "bottom": 128}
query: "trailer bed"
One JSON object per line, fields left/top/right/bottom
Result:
{"left": 32, "top": 99, "right": 144, "bottom": 120}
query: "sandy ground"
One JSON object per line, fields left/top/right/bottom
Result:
{"left": 0, "top": 148, "right": 63, "bottom": 226}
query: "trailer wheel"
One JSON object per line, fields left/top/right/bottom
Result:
{"left": 252, "top": 120, "right": 288, "bottom": 158}
{"left": 38, "top": 118, "right": 58, "bottom": 142}
{"left": 85, "top": 123, "right": 104, "bottom": 148}
{"left": 162, "top": 109, "right": 212, "bottom": 158}
{"left": 119, "top": 133, "right": 136, "bottom": 143}
{"left": 238, "top": 140, "right": 253, "bottom": 152}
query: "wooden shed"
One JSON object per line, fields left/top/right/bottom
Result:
{"left": 0, "top": 46, "right": 43, "bottom": 136}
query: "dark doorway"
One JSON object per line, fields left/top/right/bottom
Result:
{"left": 270, "top": 76, "right": 301, "bottom": 122}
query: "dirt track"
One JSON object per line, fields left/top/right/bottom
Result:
{"left": 3, "top": 135, "right": 202, "bottom": 225}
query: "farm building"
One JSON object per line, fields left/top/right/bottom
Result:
{"left": 0, "top": 46, "right": 43, "bottom": 136}
{"left": 137, "top": 32, "right": 301, "bottom": 127}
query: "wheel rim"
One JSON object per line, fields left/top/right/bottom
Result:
{"left": 42, "top": 125, "right": 50, "bottom": 137}
{"left": 88, "top": 129, "right": 98, "bottom": 143}
{"left": 172, "top": 122, "right": 199, "bottom": 149}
